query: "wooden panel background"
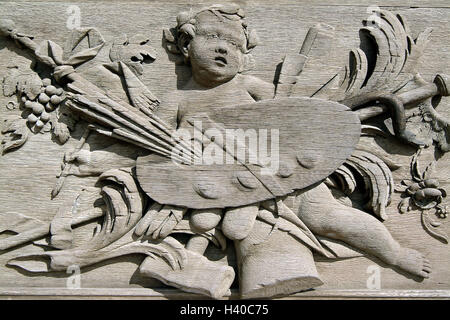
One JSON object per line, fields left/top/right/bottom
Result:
{"left": 0, "top": 0, "right": 449, "bottom": 298}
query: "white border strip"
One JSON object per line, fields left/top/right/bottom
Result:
{"left": 0, "top": 288, "right": 449, "bottom": 299}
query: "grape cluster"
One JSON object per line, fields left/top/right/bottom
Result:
{"left": 22, "top": 78, "right": 65, "bottom": 132}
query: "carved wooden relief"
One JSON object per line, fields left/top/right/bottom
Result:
{"left": 1, "top": 1, "right": 449, "bottom": 299}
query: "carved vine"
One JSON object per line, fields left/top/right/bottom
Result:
{"left": 396, "top": 148, "right": 448, "bottom": 243}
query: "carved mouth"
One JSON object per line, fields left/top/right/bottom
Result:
{"left": 214, "top": 56, "right": 227, "bottom": 66}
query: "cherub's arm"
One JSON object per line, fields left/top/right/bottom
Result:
{"left": 65, "top": 90, "right": 181, "bottom": 177}
{"left": 241, "top": 74, "right": 275, "bottom": 101}
{"left": 64, "top": 142, "right": 147, "bottom": 176}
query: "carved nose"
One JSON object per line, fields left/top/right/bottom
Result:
{"left": 215, "top": 47, "right": 227, "bottom": 55}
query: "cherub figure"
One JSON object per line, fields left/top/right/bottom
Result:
{"left": 155, "top": 4, "right": 274, "bottom": 129}
{"left": 134, "top": 3, "right": 432, "bottom": 289}
{"left": 134, "top": 4, "right": 275, "bottom": 239}
{"left": 0, "top": 3, "right": 444, "bottom": 300}
{"left": 61, "top": 4, "right": 432, "bottom": 297}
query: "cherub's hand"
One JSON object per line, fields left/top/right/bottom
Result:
{"left": 63, "top": 143, "right": 139, "bottom": 177}
{"left": 135, "top": 203, "right": 186, "bottom": 239}
{"left": 63, "top": 149, "right": 103, "bottom": 176}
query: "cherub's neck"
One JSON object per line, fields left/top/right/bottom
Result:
{"left": 187, "top": 74, "right": 239, "bottom": 90}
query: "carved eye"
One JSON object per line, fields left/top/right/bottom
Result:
{"left": 225, "top": 38, "right": 242, "bottom": 50}
{"left": 206, "top": 34, "right": 219, "bottom": 39}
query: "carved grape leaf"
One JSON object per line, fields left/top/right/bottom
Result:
{"left": 16, "top": 72, "right": 42, "bottom": 100}
{"left": 1, "top": 117, "right": 29, "bottom": 154}
{"left": 63, "top": 28, "right": 105, "bottom": 66}
{"left": 50, "top": 106, "right": 78, "bottom": 145}
{"left": 33, "top": 29, "right": 105, "bottom": 69}
{"left": 47, "top": 40, "right": 64, "bottom": 65}
{"left": 2, "top": 67, "right": 20, "bottom": 96}
{"left": 52, "top": 120, "right": 70, "bottom": 144}
{"left": 110, "top": 34, "right": 156, "bottom": 75}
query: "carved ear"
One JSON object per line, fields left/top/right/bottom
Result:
{"left": 177, "top": 33, "right": 191, "bottom": 59}
{"left": 177, "top": 24, "right": 196, "bottom": 59}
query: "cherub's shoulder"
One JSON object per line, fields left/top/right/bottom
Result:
{"left": 238, "top": 74, "right": 268, "bottom": 86}
{"left": 163, "top": 89, "right": 185, "bottom": 104}
{"left": 154, "top": 89, "right": 183, "bottom": 129}
{"left": 238, "top": 74, "right": 275, "bottom": 101}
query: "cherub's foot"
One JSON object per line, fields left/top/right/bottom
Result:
{"left": 394, "top": 247, "right": 431, "bottom": 278}
{"left": 399, "top": 130, "right": 427, "bottom": 147}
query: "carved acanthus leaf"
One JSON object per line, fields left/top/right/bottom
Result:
{"left": 329, "top": 150, "right": 394, "bottom": 221}
{"left": 422, "top": 211, "right": 449, "bottom": 244}
{"left": 1, "top": 117, "right": 29, "bottom": 154}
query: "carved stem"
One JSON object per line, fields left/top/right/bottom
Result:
{"left": 341, "top": 93, "right": 407, "bottom": 136}
{"left": 352, "top": 76, "right": 448, "bottom": 121}
{"left": 51, "top": 125, "right": 93, "bottom": 198}
{"left": 397, "top": 83, "right": 440, "bottom": 107}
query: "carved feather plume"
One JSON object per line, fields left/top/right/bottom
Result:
{"left": 119, "top": 61, "right": 160, "bottom": 113}
{"left": 275, "top": 8, "right": 432, "bottom": 101}
{"left": 64, "top": 87, "right": 196, "bottom": 164}
{"left": 335, "top": 10, "right": 432, "bottom": 100}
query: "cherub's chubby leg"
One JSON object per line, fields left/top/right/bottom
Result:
{"left": 295, "top": 182, "right": 432, "bottom": 278}
{"left": 187, "top": 208, "right": 223, "bottom": 254}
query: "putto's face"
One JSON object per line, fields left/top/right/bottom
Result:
{"left": 187, "top": 12, "right": 247, "bottom": 87}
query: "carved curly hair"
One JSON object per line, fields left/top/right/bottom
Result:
{"left": 163, "top": 4, "right": 259, "bottom": 65}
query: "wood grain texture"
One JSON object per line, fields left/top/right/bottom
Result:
{"left": 0, "top": 0, "right": 449, "bottom": 298}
